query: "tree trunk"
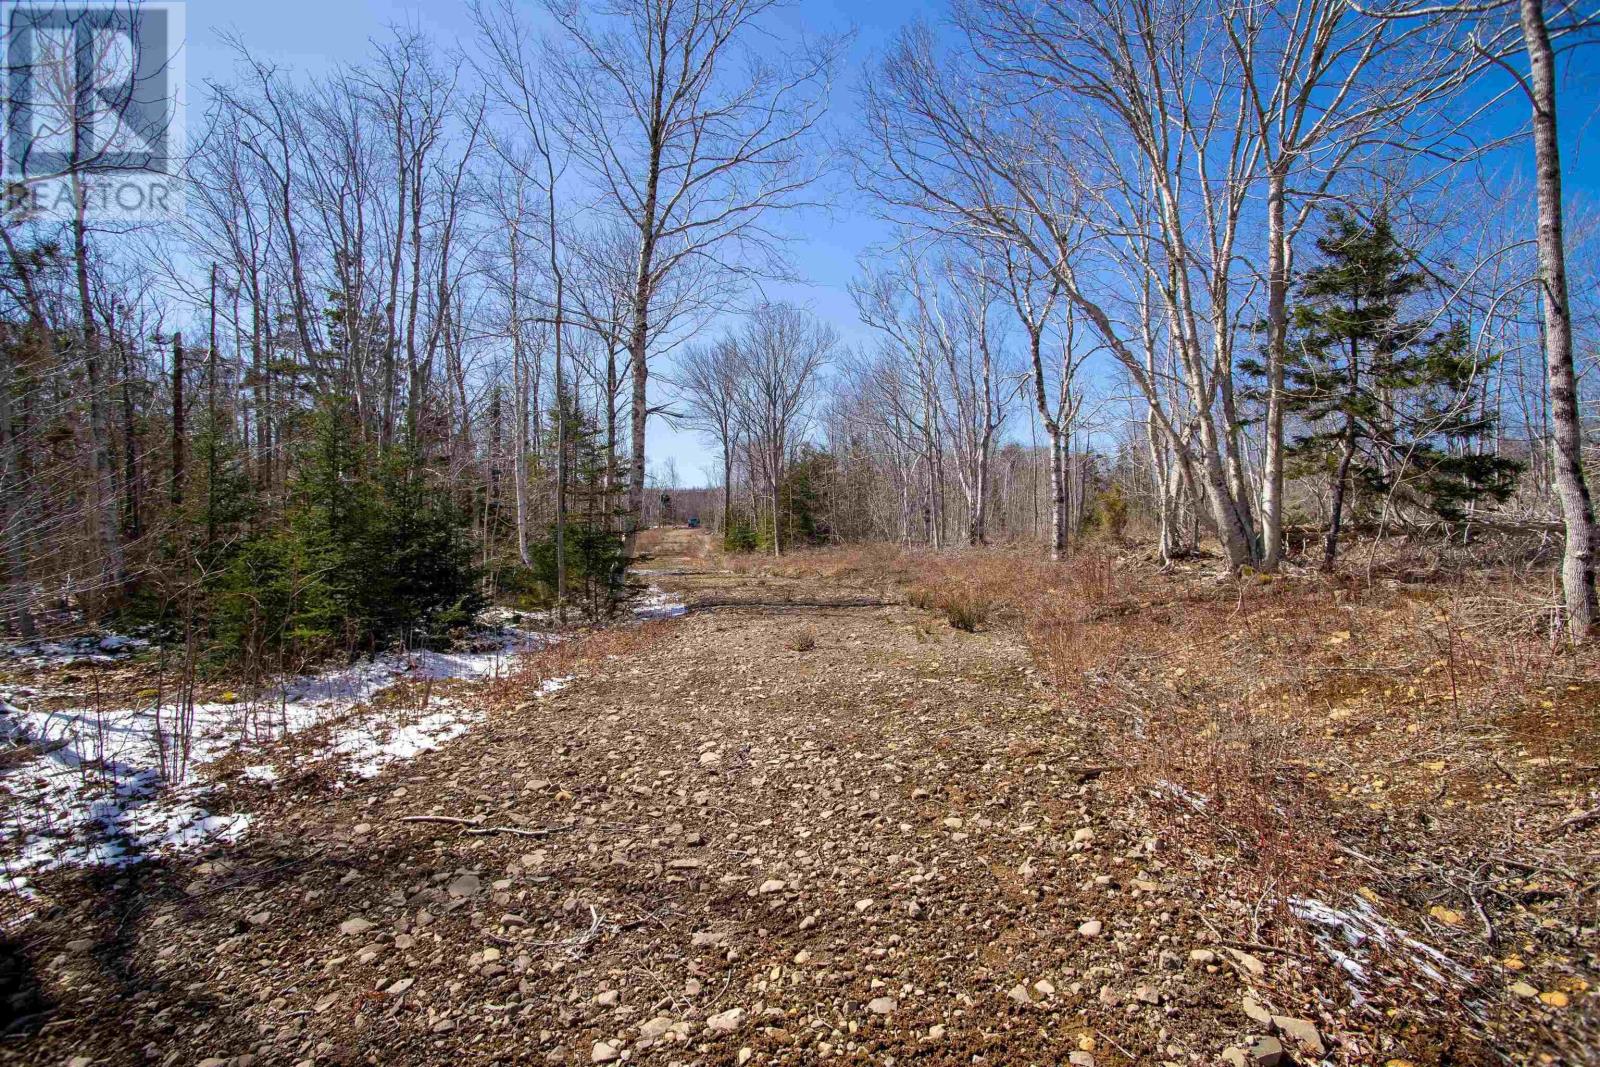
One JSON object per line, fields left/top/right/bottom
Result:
{"left": 770, "top": 465, "right": 782, "bottom": 557}
{"left": 1049, "top": 432, "right": 1067, "bottom": 561}
{"left": 171, "top": 332, "right": 185, "bottom": 511}
{"left": 625, "top": 240, "right": 653, "bottom": 550}
{"left": 721, "top": 444, "right": 733, "bottom": 539}
{"left": 1522, "top": 0, "right": 1597, "bottom": 639}
{"left": 70, "top": 184, "right": 126, "bottom": 604}
{"left": 605, "top": 343, "right": 621, "bottom": 528}
{"left": 1325, "top": 334, "right": 1360, "bottom": 572}
{"left": 549, "top": 194, "right": 568, "bottom": 620}
{"left": 116, "top": 332, "right": 140, "bottom": 543}
{"left": 1261, "top": 167, "right": 1289, "bottom": 571}
{"left": 0, "top": 340, "right": 34, "bottom": 638}
{"left": 1195, "top": 419, "right": 1256, "bottom": 570}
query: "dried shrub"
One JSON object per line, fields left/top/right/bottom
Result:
{"left": 493, "top": 619, "right": 674, "bottom": 698}
{"left": 941, "top": 583, "right": 991, "bottom": 632}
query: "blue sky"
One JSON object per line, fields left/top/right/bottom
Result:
{"left": 182, "top": 0, "right": 1600, "bottom": 487}
{"left": 185, "top": 0, "right": 922, "bottom": 486}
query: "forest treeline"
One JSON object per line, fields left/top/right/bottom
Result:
{"left": 1, "top": 0, "right": 1597, "bottom": 662}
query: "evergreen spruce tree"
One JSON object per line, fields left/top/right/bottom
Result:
{"left": 530, "top": 396, "right": 633, "bottom": 618}
{"left": 1277, "top": 210, "right": 1518, "bottom": 568}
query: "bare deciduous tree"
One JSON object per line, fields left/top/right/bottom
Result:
{"left": 542, "top": 0, "right": 839, "bottom": 543}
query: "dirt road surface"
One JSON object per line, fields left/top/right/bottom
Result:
{"left": 0, "top": 530, "right": 1559, "bottom": 1065}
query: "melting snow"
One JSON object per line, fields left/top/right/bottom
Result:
{"left": 633, "top": 588, "right": 688, "bottom": 620}
{"left": 1, "top": 589, "right": 680, "bottom": 896}
{"left": 1152, "top": 779, "right": 1211, "bottom": 811}
{"left": 0, "top": 623, "right": 556, "bottom": 893}
{"left": 1292, "top": 894, "right": 1472, "bottom": 1001}
{"left": 3, "top": 632, "right": 149, "bottom": 668}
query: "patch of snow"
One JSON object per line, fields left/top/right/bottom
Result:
{"left": 633, "top": 588, "right": 688, "bottom": 620}
{"left": 2, "top": 768, "right": 251, "bottom": 898}
{"left": 2, "top": 631, "right": 149, "bottom": 667}
{"left": 1152, "top": 779, "right": 1210, "bottom": 811}
{"left": 0, "top": 622, "right": 556, "bottom": 888}
{"left": 1292, "top": 894, "right": 1472, "bottom": 1000}
{"left": 329, "top": 701, "right": 483, "bottom": 780}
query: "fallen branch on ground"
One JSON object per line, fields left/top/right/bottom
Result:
{"left": 399, "top": 814, "right": 569, "bottom": 838}
{"left": 514, "top": 904, "right": 606, "bottom": 956}
{"left": 1556, "top": 806, "right": 1600, "bottom": 834}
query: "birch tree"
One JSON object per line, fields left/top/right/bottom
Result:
{"left": 1352, "top": 0, "right": 1599, "bottom": 632}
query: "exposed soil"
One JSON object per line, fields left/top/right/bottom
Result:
{"left": 1, "top": 529, "right": 1595, "bottom": 1066}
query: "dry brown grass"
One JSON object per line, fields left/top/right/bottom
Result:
{"left": 718, "top": 543, "right": 920, "bottom": 586}
{"left": 1016, "top": 555, "right": 1600, "bottom": 936}
{"left": 805, "top": 539, "right": 1600, "bottom": 947}
{"left": 491, "top": 619, "right": 677, "bottom": 700}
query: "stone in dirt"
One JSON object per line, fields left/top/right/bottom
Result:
{"left": 1069, "top": 1053, "right": 1095, "bottom": 1067}
{"left": 868, "top": 997, "right": 896, "bottom": 1014}
{"left": 1272, "top": 1016, "right": 1325, "bottom": 1056}
{"left": 1228, "top": 1036, "right": 1286, "bottom": 1067}
{"left": 1077, "top": 920, "right": 1103, "bottom": 937}
{"left": 591, "top": 1040, "right": 621, "bottom": 1063}
{"left": 446, "top": 873, "right": 481, "bottom": 898}
{"left": 706, "top": 1007, "right": 745, "bottom": 1033}
{"left": 1226, "top": 948, "right": 1266, "bottom": 976}
{"left": 758, "top": 879, "right": 786, "bottom": 894}
{"left": 339, "top": 917, "right": 373, "bottom": 936}
{"left": 638, "top": 1016, "right": 680, "bottom": 1041}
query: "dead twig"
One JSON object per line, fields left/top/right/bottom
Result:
{"left": 1216, "top": 937, "right": 1318, "bottom": 964}
{"left": 523, "top": 905, "right": 605, "bottom": 955}
{"left": 1555, "top": 805, "right": 1600, "bottom": 834}
{"left": 398, "top": 814, "right": 569, "bottom": 838}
